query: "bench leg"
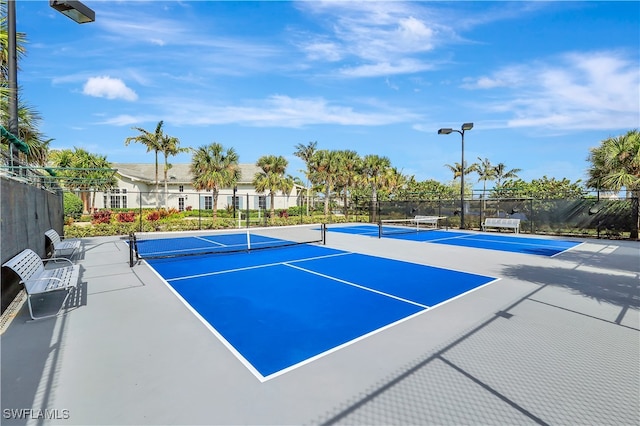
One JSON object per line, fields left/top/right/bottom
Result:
{"left": 26, "top": 290, "right": 72, "bottom": 321}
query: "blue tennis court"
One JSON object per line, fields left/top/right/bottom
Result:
{"left": 330, "top": 224, "right": 581, "bottom": 256}
{"left": 138, "top": 232, "right": 497, "bottom": 381}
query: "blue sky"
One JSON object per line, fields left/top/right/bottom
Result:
{"left": 15, "top": 0, "right": 640, "bottom": 188}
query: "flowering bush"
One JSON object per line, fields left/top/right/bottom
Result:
{"left": 92, "top": 210, "right": 112, "bottom": 224}
{"left": 116, "top": 211, "right": 137, "bottom": 223}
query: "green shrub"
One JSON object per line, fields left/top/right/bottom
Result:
{"left": 63, "top": 192, "right": 84, "bottom": 219}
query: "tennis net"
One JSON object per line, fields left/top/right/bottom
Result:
{"left": 378, "top": 217, "right": 442, "bottom": 238}
{"left": 129, "top": 223, "right": 326, "bottom": 266}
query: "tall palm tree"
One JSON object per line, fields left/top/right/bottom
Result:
{"left": 475, "top": 157, "right": 496, "bottom": 197}
{"left": 191, "top": 142, "right": 240, "bottom": 220}
{"left": 362, "top": 154, "right": 391, "bottom": 222}
{"left": 493, "top": 163, "right": 522, "bottom": 187}
{"left": 124, "top": 120, "right": 165, "bottom": 207}
{"left": 293, "top": 141, "right": 317, "bottom": 215}
{"left": 159, "top": 134, "right": 189, "bottom": 207}
{"left": 309, "top": 149, "right": 342, "bottom": 216}
{"left": 334, "top": 150, "right": 361, "bottom": 219}
{"left": 253, "top": 155, "right": 291, "bottom": 218}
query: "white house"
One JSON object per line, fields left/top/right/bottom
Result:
{"left": 94, "top": 163, "right": 302, "bottom": 212}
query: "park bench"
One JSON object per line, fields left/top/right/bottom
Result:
{"left": 482, "top": 218, "right": 521, "bottom": 233}
{"left": 413, "top": 215, "right": 447, "bottom": 229}
{"left": 2, "top": 249, "right": 80, "bottom": 320}
{"left": 45, "top": 229, "right": 81, "bottom": 259}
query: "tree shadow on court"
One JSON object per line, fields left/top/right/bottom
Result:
{"left": 500, "top": 264, "right": 639, "bottom": 310}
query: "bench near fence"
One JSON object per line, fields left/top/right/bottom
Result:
{"left": 413, "top": 215, "right": 447, "bottom": 229}
{"left": 482, "top": 218, "right": 521, "bottom": 233}
{"left": 45, "top": 228, "right": 81, "bottom": 259}
{"left": 2, "top": 249, "right": 80, "bottom": 320}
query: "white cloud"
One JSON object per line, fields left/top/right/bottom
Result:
{"left": 295, "top": 2, "right": 444, "bottom": 77}
{"left": 463, "top": 51, "right": 640, "bottom": 131}
{"left": 83, "top": 76, "right": 138, "bottom": 101}
{"left": 99, "top": 95, "right": 421, "bottom": 129}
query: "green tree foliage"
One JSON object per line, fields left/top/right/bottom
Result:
{"left": 63, "top": 191, "right": 83, "bottom": 220}
{"left": 49, "top": 148, "right": 116, "bottom": 213}
{"left": 587, "top": 129, "right": 640, "bottom": 196}
{"left": 587, "top": 129, "right": 640, "bottom": 238}
{"left": 491, "top": 176, "right": 586, "bottom": 199}
{"left": 191, "top": 142, "right": 240, "bottom": 220}
{"left": 253, "top": 155, "right": 292, "bottom": 218}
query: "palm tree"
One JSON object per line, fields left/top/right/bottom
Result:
{"left": 159, "top": 134, "right": 189, "bottom": 207}
{"left": 444, "top": 161, "right": 479, "bottom": 181}
{"left": 191, "top": 143, "right": 240, "bottom": 220}
{"left": 475, "top": 157, "right": 496, "bottom": 196}
{"left": 587, "top": 129, "right": 640, "bottom": 238}
{"left": 309, "top": 149, "right": 342, "bottom": 216}
{"left": 293, "top": 141, "right": 318, "bottom": 215}
{"left": 493, "top": 163, "right": 522, "bottom": 187}
{"left": 253, "top": 155, "right": 291, "bottom": 218}
{"left": 124, "top": 121, "right": 165, "bottom": 207}
{"left": 334, "top": 150, "right": 361, "bottom": 219}
{"left": 49, "top": 148, "right": 116, "bottom": 213}
{"left": 362, "top": 154, "right": 391, "bottom": 222}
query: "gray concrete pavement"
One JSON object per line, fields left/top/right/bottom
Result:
{"left": 2, "top": 228, "right": 638, "bottom": 425}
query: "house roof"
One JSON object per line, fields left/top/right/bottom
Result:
{"left": 112, "top": 163, "right": 263, "bottom": 185}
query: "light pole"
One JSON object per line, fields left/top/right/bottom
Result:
{"left": 6, "top": 1, "right": 95, "bottom": 165}
{"left": 438, "top": 122, "right": 474, "bottom": 229}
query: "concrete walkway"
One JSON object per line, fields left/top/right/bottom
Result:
{"left": 1, "top": 229, "right": 638, "bottom": 425}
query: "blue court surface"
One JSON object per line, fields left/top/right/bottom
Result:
{"left": 145, "top": 242, "right": 497, "bottom": 381}
{"left": 330, "top": 224, "right": 581, "bottom": 256}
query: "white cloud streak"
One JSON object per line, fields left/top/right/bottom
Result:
{"left": 99, "top": 95, "right": 420, "bottom": 128}
{"left": 463, "top": 51, "right": 640, "bottom": 130}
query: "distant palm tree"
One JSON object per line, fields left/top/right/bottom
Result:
{"left": 49, "top": 148, "right": 115, "bottom": 213}
{"left": 444, "top": 161, "right": 479, "bottom": 181}
{"left": 493, "top": 163, "right": 522, "bottom": 187}
{"left": 309, "top": 149, "right": 341, "bottom": 216}
{"left": 125, "top": 121, "right": 165, "bottom": 207}
{"left": 159, "top": 134, "right": 189, "bottom": 206}
{"left": 334, "top": 150, "right": 361, "bottom": 219}
{"left": 253, "top": 155, "right": 291, "bottom": 218}
{"left": 476, "top": 157, "right": 496, "bottom": 197}
{"left": 293, "top": 141, "right": 318, "bottom": 215}
{"left": 362, "top": 154, "right": 391, "bottom": 222}
{"left": 191, "top": 142, "right": 240, "bottom": 220}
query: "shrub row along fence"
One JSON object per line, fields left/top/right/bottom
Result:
{"left": 377, "top": 197, "right": 639, "bottom": 239}
{"left": 63, "top": 189, "right": 639, "bottom": 240}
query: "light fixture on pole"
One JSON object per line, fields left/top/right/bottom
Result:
{"left": 49, "top": 1, "right": 95, "bottom": 23}
{"left": 6, "top": 1, "right": 95, "bottom": 170}
{"left": 438, "top": 122, "right": 474, "bottom": 229}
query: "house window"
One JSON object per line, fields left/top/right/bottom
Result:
{"left": 179, "top": 185, "right": 184, "bottom": 193}
{"left": 233, "top": 196, "right": 240, "bottom": 210}
{"left": 258, "top": 196, "right": 267, "bottom": 210}
{"left": 204, "top": 196, "right": 213, "bottom": 210}
{"left": 107, "top": 188, "right": 127, "bottom": 209}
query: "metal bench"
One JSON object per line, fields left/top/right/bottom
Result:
{"left": 45, "top": 229, "right": 81, "bottom": 259}
{"left": 2, "top": 249, "right": 80, "bottom": 320}
{"left": 482, "top": 218, "right": 521, "bottom": 233}
{"left": 413, "top": 215, "right": 447, "bottom": 229}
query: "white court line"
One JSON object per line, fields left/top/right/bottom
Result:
{"left": 283, "top": 263, "right": 430, "bottom": 309}
{"left": 166, "top": 252, "right": 352, "bottom": 282}
{"left": 195, "top": 235, "right": 226, "bottom": 247}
